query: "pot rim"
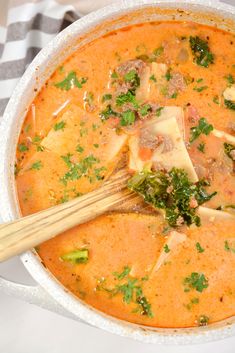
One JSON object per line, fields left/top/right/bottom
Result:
{"left": 0, "top": 0, "right": 235, "bottom": 345}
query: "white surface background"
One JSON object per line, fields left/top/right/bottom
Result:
{"left": 1, "top": 0, "right": 235, "bottom": 352}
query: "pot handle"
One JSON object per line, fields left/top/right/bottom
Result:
{"left": 0, "top": 275, "right": 78, "bottom": 320}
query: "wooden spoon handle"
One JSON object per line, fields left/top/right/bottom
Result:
{"left": 0, "top": 171, "right": 135, "bottom": 262}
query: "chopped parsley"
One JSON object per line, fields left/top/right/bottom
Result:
{"left": 30, "top": 160, "right": 42, "bottom": 170}
{"left": 213, "top": 95, "right": 220, "bottom": 105}
{"left": 224, "top": 240, "right": 235, "bottom": 253}
{"left": 193, "top": 86, "right": 208, "bottom": 92}
{"left": 111, "top": 71, "right": 118, "bottom": 79}
{"left": 171, "top": 92, "right": 178, "bottom": 99}
{"left": 139, "top": 104, "right": 151, "bottom": 117}
{"left": 225, "top": 74, "right": 235, "bottom": 85}
{"left": 93, "top": 143, "right": 99, "bottom": 148}
{"left": 163, "top": 244, "right": 170, "bottom": 253}
{"left": 189, "top": 36, "right": 214, "bottom": 68}
{"left": 116, "top": 90, "right": 139, "bottom": 108}
{"left": 54, "top": 120, "right": 66, "bottom": 131}
{"left": 61, "top": 249, "right": 89, "bottom": 264}
{"left": 149, "top": 74, "right": 157, "bottom": 82}
{"left": 76, "top": 144, "right": 84, "bottom": 153}
{"left": 224, "top": 99, "right": 235, "bottom": 110}
{"left": 183, "top": 272, "right": 208, "bottom": 292}
{"left": 196, "top": 242, "right": 205, "bottom": 253}
{"left": 55, "top": 71, "right": 87, "bottom": 90}
{"left": 224, "top": 142, "right": 235, "bottom": 160}
{"left": 60, "top": 154, "right": 100, "bottom": 185}
{"left": 197, "top": 315, "right": 209, "bottom": 326}
{"left": 124, "top": 69, "right": 140, "bottom": 89}
{"left": 120, "top": 110, "right": 136, "bottom": 126}
{"left": 197, "top": 142, "right": 205, "bottom": 153}
{"left": 18, "top": 143, "right": 28, "bottom": 152}
{"left": 127, "top": 168, "right": 216, "bottom": 227}
{"left": 100, "top": 104, "right": 119, "bottom": 121}
{"left": 113, "top": 266, "right": 131, "bottom": 280}
{"left": 153, "top": 46, "right": 164, "bottom": 58}
{"left": 165, "top": 69, "right": 172, "bottom": 81}
{"left": 156, "top": 107, "right": 164, "bottom": 117}
{"left": 185, "top": 297, "right": 199, "bottom": 310}
{"left": 97, "top": 266, "right": 153, "bottom": 318}
{"left": 190, "top": 118, "right": 213, "bottom": 143}
{"left": 102, "top": 94, "right": 112, "bottom": 103}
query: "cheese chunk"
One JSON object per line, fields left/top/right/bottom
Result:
{"left": 223, "top": 85, "right": 235, "bottom": 102}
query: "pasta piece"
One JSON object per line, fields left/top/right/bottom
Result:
{"left": 151, "top": 231, "right": 187, "bottom": 273}
{"left": 129, "top": 116, "right": 198, "bottom": 182}
{"left": 198, "top": 206, "right": 235, "bottom": 224}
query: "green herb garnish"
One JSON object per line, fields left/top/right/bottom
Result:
{"left": 18, "top": 143, "right": 28, "bottom": 152}
{"left": 165, "top": 69, "right": 172, "bottom": 81}
{"left": 60, "top": 154, "right": 100, "bottom": 185}
{"left": 184, "top": 272, "right": 208, "bottom": 292}
{"left": 224, "top": 99, "right": 235, "bottom": 110}
{"left": 124, "top": 70, "right": 140, "bottom": 89}
{"left": 97, "top": 266, "right": 153, "bottom": 318}
{"left": 127, "top": 168, "right": 216, "bottom": 227}
{"left": 189, "top": 36, "right": 214, "bottom": 68}
{"left": 198, "top": 315, "right": 209, "bottom": 326}
{"left": 224, "top": 142, "right": 235, "bottom": 160}
{"left": 30, "top": 160, "right": 42, "bottom": 170}
{"left": 196, "top": 242, "right": 205, "bottom": 253}
{"left": 61, "top": 249, "right": 89, "bottom": 264}
{"left": 55, "top": 71, "right": 87, "bottom": 90}
{"left": 163, "top": 244, "right": 170, "bottom": 253}
{"left": 225, "top": 74, "right": 235, "bottom": 85}
{"left": 102, "top": 94, "right": 112, "bottom": 103}
{"left": 116, "top": 91, "right": 139, "bottom": 108}
{"left": 100, "top": 104, "right": 119, "bottom": 121}
{"left": 149, "top": 74, "right": 157, "bottom": 82}
{"left": 197, "top": 142, "right": 205, "bottom": 153}
{"left": 193, "top": 86, "right": 208, "bottom": 92}
{"left": 76, "top": 144, "right": 84, "bottom": 153}
{"left": 190, "top": 118, "right": 213, "bottom": 143}
{"left": 120, "top": 110, "right": 136, "bottom": 126}
{"left": 153, "top": 46, "right": 164, "bottom": 58}
{"left": 213, "top": 95, "right": 219, "bottom": 105}
{"left": 224, "top": 240, "right": 235, "bottom": 253}
{"left": 156, "top": 107, "right": 164, "bottom": 117}
{"left": 139, "top": 104, "right": 151, "bottom": 117}
{"left": 54, "top": 121, "right": 66, "bottom": 131}
{"left": 113, "top": 266, "right": 131, "bottom": 280}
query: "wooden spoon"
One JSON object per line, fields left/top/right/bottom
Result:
{"left": 0, "top": 170, "right": 136, "bottom": 262}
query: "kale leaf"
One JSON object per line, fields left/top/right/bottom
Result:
{"left": 127, "top": 168, "right": 217, "bottom": 227}
{"left": 189, "top": 36, "right": 214, "bottom": 68}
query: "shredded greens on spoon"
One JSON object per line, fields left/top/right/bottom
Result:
{"left": 128, "top": 167, "right": 217, "bottom": 227}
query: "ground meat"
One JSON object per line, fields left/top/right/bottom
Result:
{"left": 137, "top": 103, "right": 161, "bottom": 120}
{"left": 115, "top": 59, "right": 146, "bottom": 95}
{"left": 194, "top": 164, "right": 209, "bottom": 179}
{"left": 139, "top": 130, "right": 174, "bottom": 153}
{"left": 189, "top": 197, "right": 198, "bottom": 209}
{"left": 139, "top": 130, "right": 164, "bottom": 150}
{"left": 116, "top": 59, "right": 146, "bottom": 77}
{"left": 228, "top": 121, "right": 235, "bottom": 134}
{"left": 168, "top": 72, "right": 186, "bottom": 96}
{"left": 187, "top": 105, "right": 200, "bottom": 123}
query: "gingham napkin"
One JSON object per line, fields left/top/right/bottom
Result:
{"left": 0, "top": 0, "right": 114, "bottom": 118}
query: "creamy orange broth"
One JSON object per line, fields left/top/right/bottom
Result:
{"left": 16, "top": 21, "right": 235, "bottom": 328}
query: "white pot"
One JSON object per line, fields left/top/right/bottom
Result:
{"left": 0, "top": 0, "right": 234, "bottom": 345}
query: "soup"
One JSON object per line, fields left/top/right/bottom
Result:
{"left": 15, "top": 21, "right": 235, "bottom": 328}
